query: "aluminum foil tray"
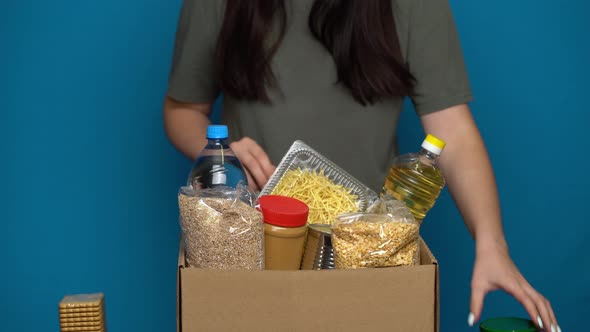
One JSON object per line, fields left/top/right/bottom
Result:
{"left": 259, "top": 140, "right": 378, "bottom": 212}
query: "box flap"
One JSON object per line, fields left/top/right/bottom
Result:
{"left": 419, "top": 236, "right": 437, "bottom": 265}
{"left": 419, "top": 237, "right": 439, "bottom": 332}
{"left": 177, "top": 237, "right": 184, "bottom": 332}
{"left": 436, "top": 259, "right": 440, "bottom": 332}
{"left": 178, "top": 238, "right": 186, "bottom": 269}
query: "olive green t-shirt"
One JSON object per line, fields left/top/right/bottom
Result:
{"left": 167, "top": 0, "right": 472, "bottom": 191}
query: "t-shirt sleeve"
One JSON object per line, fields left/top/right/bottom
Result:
{"left": 167, "top": 0, "right": 221, "bottom": 103}
{"left": 407, "top": 0, "right": 473, "bottom": 116}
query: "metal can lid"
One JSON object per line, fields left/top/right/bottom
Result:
{"left": 308, "top": 224, "right": 332, "bottom": 235}
{"left": 480, "top": 317, "right": 537, "bottom": 332}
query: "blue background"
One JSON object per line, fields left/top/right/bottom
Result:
{"left": 1, "top": 0, "right": 588, "bottom": 331}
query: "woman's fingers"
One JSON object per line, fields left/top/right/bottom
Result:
{"left": 243, "top": 168, "right": 258, "bottom": 191}
{"left": 533, "top": 295, "right": 553, "bottom": 332}
{"left": 469, "top": 283, "right": 489, "bottom": 326}
{"left": 238, "top": 150, "right": 268, "bottom": 188}
{"left": 245, "top": 138, "right": 276, "bottom": 178}
{"left": 546, "top": 298, "right": 559, "bottom": 332}
{"left": 231, "top": 137, "right": 275, "bottom": 189}
{"left": 524, "top": 284, "right": 559, "bottom": 332}
{"left": 504, "top": 280, "right": 542, "bottom": 330}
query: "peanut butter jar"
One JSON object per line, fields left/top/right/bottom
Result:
{"left": 259, "top": 195, "right": 309, "bottom": 270}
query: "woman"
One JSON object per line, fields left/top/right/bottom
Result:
{"left": 163, "top": 0, "right": 559, "bottom": 330}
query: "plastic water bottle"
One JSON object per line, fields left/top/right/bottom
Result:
{"left": 381, "top": 134, "right": 446, "bottom": 222}
{"left": 187, "top": 125, "right": 248, "bottom": 189}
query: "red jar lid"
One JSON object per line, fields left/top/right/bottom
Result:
{"left": 259, "top": 195, "right": 309, "bottom": 228}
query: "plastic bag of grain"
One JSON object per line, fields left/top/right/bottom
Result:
{"left": 178, "top": 184, "right": 264, "bottom": 270}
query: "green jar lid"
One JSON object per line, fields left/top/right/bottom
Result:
{"left": 480, "top": 317, "right": 537, "bottom": 332}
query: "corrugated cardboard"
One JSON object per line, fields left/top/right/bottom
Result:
{"left": 177, "top": 238, "right": 439, "bottom": 332}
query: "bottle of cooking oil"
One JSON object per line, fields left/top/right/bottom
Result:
{"left": 381, "top": 134, "right": 446, "bottom": 223}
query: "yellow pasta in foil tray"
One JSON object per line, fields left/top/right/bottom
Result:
{"left": 271, "top": 168, "right": 359, "bottom": 224}
{"left": 260, "top": 141, "right": 378, "bottom": 225}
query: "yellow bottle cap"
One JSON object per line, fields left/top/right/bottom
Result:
{"left": 422, "top": 134, "right": 446, "bottom": 155}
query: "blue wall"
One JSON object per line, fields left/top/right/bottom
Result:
{"left": 1, "top": 0, "right": 588, "bottom": 331}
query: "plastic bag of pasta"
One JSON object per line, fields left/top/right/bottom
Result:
{"left": 332, "top": 195, "right": 420, "bottom": 269}
{"left": 366, "top": 193, "right": 416, "bottom": 223}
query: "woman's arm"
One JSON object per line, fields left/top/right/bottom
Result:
{"left": 421, "top": 104, "right": 502, "bottom": 244}
{"left": 163, "top": 96, "right": 212, "bottom": 160}
{"left": 420, "top": 104, "right": 559, "bottom": 332}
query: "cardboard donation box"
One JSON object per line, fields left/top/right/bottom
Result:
{"left": 177, "top": 238, "right": 439, "bottom": 332}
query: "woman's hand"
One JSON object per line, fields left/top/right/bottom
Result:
{"left": 420, "top": 106, "right": 560, "bottom": 331}
{"left": 230, "top": 137, "right": 276, "bottom": 191}
{"left": 470, "top": 241, "right": 559, "bottom": 332}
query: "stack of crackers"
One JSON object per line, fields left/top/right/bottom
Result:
{"left": 58, "top": 293, "right": 107, "bottom": 332}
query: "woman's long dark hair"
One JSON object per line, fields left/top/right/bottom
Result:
{"left": 215, "top": 0, "right": 414, "bottom": 105}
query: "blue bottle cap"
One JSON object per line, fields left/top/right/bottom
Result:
{"left": 207, "top": 125, "right": 228, "bottom": 139}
